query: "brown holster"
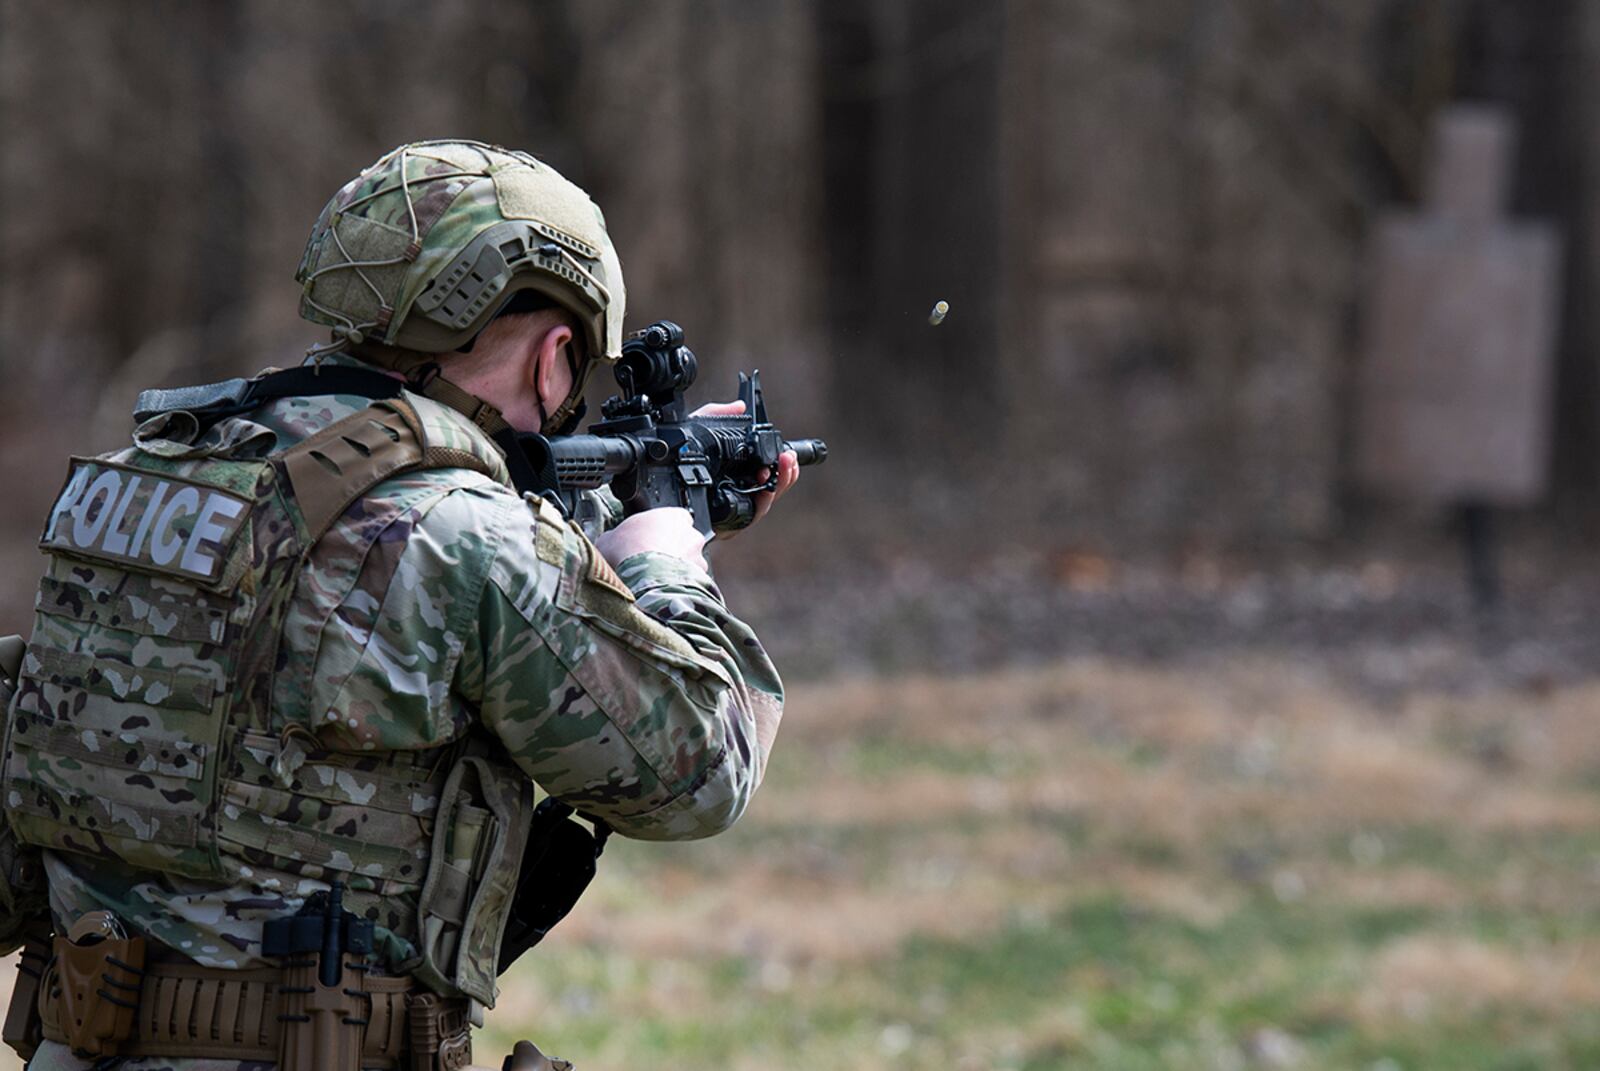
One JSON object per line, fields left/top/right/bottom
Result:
{"left": 46, "top": 926, "right": 146, "bottom": 1058}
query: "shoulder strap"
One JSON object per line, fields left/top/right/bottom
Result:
{"left": 277, "top": 398, "right": 505, "bottom": 543}
{"left": 277, "top": 400, "right": 427, "bottom": 543}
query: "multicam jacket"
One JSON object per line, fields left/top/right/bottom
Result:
{"left": 8, "top": 355, "right": 784, "bottom": 1071}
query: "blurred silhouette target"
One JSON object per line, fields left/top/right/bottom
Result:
{"left": 1355, "top": 105, "right": 1562, "bottom": 507}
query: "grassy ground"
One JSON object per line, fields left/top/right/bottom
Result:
{"left": 480, "top": 657, "right": 1600, "bottom": 1070}
{"left": 1, "top": 653, "right": 1596, "bottom": 1070}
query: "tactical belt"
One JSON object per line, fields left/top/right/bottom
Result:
{"left": 18, "top": 940, "right": 472, "bottom": 1070}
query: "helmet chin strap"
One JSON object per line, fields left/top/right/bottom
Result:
{"left": 348, "top": 337, "right": 592, "bottom": 437}
{"left": 539, "top": 342, "right": 592, "bottom": 436}
{"left": 344, "top": 338, "right": 586, "bottom": 498}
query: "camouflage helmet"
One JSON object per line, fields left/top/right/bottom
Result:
{"left": 296, "top": 139, "right": 625, "bottom": 385}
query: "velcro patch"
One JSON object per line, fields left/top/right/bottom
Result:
{"left": 41, "top": 460, "right": 250, "bottom": 585}
{"left": 585, "top": 542, "right": 636, "bottom": 602}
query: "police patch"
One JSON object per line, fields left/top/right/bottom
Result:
{"left": 41, "top": 459, "right": 250, "bottom": 584}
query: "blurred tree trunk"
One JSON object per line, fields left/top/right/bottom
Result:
{"left": 998, "top": 0, "right": 1390, "bottom": 548}
{"left": 1579, "top": 3, "right": 1600, "bottom": 507}
{"left": 566, "top": 0, "right": 824, "bottom": 429}
{"left": 198, "top": 0, "right": 245, "bottom": 358}
{"left": 878, "top": 1, "right": 1004, "bottom": 450}
{"left": 816, "top": 0, "right": 1003, "bottom": 460}
{"left": 817, "top": 0, "right": 883, "bottom": 428}
{"left": 1452, "top": 0, "right": 1594, "bottom": 507}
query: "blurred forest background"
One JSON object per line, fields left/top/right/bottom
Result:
{"left": 4, "top": 1, "right": 1600, "bottom": 1068}
{"left": 6, "top": 0, "right": 1600, "bottom": 590}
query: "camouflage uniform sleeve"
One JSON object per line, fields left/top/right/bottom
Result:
{"left": 455, "top": 492, "right": 783, "bottom": 841}
{"left": 586, "top": 486, "right": 626, "bottom": 529}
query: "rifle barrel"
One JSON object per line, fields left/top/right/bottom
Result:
{"left": 548, "top": 435, "right": 638, "bottom": 490}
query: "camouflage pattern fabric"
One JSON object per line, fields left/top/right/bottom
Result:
{"left": 14, "top": 352, "right": 784, "bottom": 1071}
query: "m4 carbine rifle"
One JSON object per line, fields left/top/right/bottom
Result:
{"left": 517, "top": 320, "right": 827, "bottom": 536}
{"left": 498, "top": 321, "right": 827, "bottom": 969}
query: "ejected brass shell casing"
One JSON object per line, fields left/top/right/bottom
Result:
{"left": 928, "top": 300, "right": 949, "bottom": 326}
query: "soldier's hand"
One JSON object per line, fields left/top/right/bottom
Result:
{"left": 593, "top": 506, "right": 709, "bottom": 573}
{"left": 689, "top": 399, "right": 800, "bottom": 536}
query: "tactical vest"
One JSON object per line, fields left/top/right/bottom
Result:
{"left": 2, "top": 391, "right": 531, "bottom": 1006}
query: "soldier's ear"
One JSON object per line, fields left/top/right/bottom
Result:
{"left": 533, "top": 320, "right": 576, "bottom": 404}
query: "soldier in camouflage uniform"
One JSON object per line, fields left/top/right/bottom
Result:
{"left": 0, "top": 141, "right": 797, "bottom": 1070}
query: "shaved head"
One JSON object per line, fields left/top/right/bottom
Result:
{"left": 446, "top": 308, "right": 578, "bottom": 378}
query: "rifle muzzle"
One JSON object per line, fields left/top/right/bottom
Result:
{"left": 785, "top": 439, "right": 828, "bottom": 466}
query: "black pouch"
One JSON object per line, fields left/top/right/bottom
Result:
{"left": 497, "top": 799, "right": 610, "bottom": 972}
{"left": 2, "top": 935, "right": 49, "bottom": 1061}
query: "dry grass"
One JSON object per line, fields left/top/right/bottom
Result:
{"left": 1359, "top": 935, "right": 1600, "bottom": 1025}
{"left": 478, "top": 655, "right": 1600, "bottom": 1068}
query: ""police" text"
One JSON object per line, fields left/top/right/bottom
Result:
{"left": 43, "top": 463, "right": 249, "bottom": 582}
